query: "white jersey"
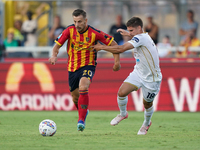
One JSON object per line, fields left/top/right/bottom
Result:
{"left": 128, "top": 32, "right": 162, "bottom": 82}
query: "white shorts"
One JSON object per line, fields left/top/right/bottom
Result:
{"left": 124, "top": 71, "right": 161, "bottom": 102}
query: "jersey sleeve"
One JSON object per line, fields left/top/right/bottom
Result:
{"left": 128, "top": 35, "right": 143, "bottom": 48}
{"left": 55, "top": 27, "right": 70, "bottom": 46}
{"left": 96, "top": 30, "right": 114, "bottom": 46}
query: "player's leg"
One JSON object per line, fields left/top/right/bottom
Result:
{"left": 78, "top": 77, "right": 90, "bottom": 121}
{"left": 118, "top": 82, "right": 138, "bottom": 116}
{"left": 143, "top": 99, "right": 154, "bottom": 127}
{"left": 137, "top": 81, "right": 161, "bottom": 135}
{"left": 77, "top": 66, "right": 95, "bottom": 131}
{"left": 110, "top": 82, "right": 138, "bottom": 126}
{"left": 68, "top": 71, "right": 80, "bottom": 109}
{"left": 117, "top": 71, "right": 141, "bottom": 117}
{"left": 137, "top": 99, "right": 154, "bottom": 135}
{"left": 71, "top": 88, "right": 79, "bottom": 109}
{"left": 111, "top": 71, "right": 141, "bottom": 126}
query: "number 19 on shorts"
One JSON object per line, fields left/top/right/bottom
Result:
{"left": 146, "top": 92, "right": 155, "bottom": 99}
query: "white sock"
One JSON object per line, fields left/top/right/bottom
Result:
{"left": 117, "top": 96, "right": 128, "bottom": 117}
{"left": 143, "top": 105, "right": 154, "bottom": 126}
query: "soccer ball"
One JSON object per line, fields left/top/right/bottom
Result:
{"left": 39, "top": 119, "right": 57, "bottom": 136}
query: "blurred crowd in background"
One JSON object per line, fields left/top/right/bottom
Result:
{"left": 1, "top": 0, "right": 200, "bottom": 61}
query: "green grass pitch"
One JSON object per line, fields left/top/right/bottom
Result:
{"left": 0, "top": 111, "right": 199, "bottom": 150}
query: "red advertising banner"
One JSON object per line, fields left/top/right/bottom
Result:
{"left": 0, "top": 58, "right": 200, "bottom": 112}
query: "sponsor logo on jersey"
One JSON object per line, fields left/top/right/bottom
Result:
{"left": 133, "top": 37, "right": 139, "bottom": 43}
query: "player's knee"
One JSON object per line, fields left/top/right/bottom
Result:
{"left": 79, "top": 77, "right": 90, "bottom": 91}
{"left": 143, "top": 99, "right": 153, "bottom": 109}
{"left": 79, "top": 85, "right": 89, "bottom": 91}
{"left": 118, "top": 90, "right": 127, "bottom": 97}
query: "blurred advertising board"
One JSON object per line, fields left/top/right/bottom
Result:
{"left": 0, "top": 58, "right": 200, "bottom": 112}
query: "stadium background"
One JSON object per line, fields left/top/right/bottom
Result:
{"left": 0, "top": 0, "right": 200, "bottom": 112}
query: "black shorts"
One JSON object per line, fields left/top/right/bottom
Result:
{"left": 68, "top": 65, "right": 96, "bottom": 92}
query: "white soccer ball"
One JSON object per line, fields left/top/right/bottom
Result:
{"left": 39, "top": 119, "right": 57, "bottom": 136}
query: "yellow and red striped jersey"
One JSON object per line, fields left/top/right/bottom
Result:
{"left": 55, "top": 24, "right": 114, "bottom": 72}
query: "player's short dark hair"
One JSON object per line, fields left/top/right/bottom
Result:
{"left": 165, "top": 35, "right": 170, "bottom": 39}
{"left": 188, "top": 9, "right": 194, "bottom": 15}
{"left": 126, "top": 17, "right": 143, "bottom": 28}
{"left": 26, "top": 11, "right": 33, "bottom": 20}
{"left": 72, "top": 9, "right": 86, "bottom": 18}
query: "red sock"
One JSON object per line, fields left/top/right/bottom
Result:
{"left": 78, "top": 90, "right": 89, "bottom": 122}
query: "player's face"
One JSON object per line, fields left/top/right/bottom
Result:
{"left": 127, "top": 26, "right": 141, "bottom": 37}
{"left": 187, "top": 12, "right": 193, "bottom": 19}
{"left": 73, "top": 15, "right": 87, "bottom": 32}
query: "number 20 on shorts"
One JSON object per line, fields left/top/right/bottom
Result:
{"left": 83, "top": 70, "right": 92, "bottom": 77}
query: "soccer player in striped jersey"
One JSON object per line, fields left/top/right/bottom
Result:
{"left": 49, "top": 9, "right": 120, "bottom": 132}
{"left": 91, "top": 17, "right": 162, "bottom": 135}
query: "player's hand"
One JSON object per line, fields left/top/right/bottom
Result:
{"left": 117, "top": 29, "right": 131, "bottom": 37}
{"left": 113, "top": 62, "right": 121, "bottom": 71}
{"left": 90, "top": 43, "right": 103, "bottom": 52}
{"left": 49, "top": 56, "right": 57, "bottom": 65}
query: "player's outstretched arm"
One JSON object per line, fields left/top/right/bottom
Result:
{"left": 110, "top": 40, "right": 121, "bottom": 71}
{"left": 49, "top": 43, "right": 61, "bottom": 65}
{"left": 90, "top": 42, "right": 133, "bottom": 54}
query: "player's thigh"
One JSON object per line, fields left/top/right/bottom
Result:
{"left": 118, "top": 71, "right": 142, "bottom": 97}
{"left": 118, "top": 82, "right": 138, "bottom": 97}
{"left": 79, "top": 65, "right": 96, "bottom": 90}
{"left": 79, "top": 77, "right": 91, "bottom": 90}
{"left": 142, "top": 81, "right": 161, "bottom": 103}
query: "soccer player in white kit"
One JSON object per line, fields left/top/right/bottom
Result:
{"left": 91, "top": 17, "right": 162, "bottom": 135}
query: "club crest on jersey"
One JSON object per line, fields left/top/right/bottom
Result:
{"left": 86, "top": 37, "right": 90, "bottom": 42}
{"left": 133, "top": 37, "right": 139, "bottom": 43}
